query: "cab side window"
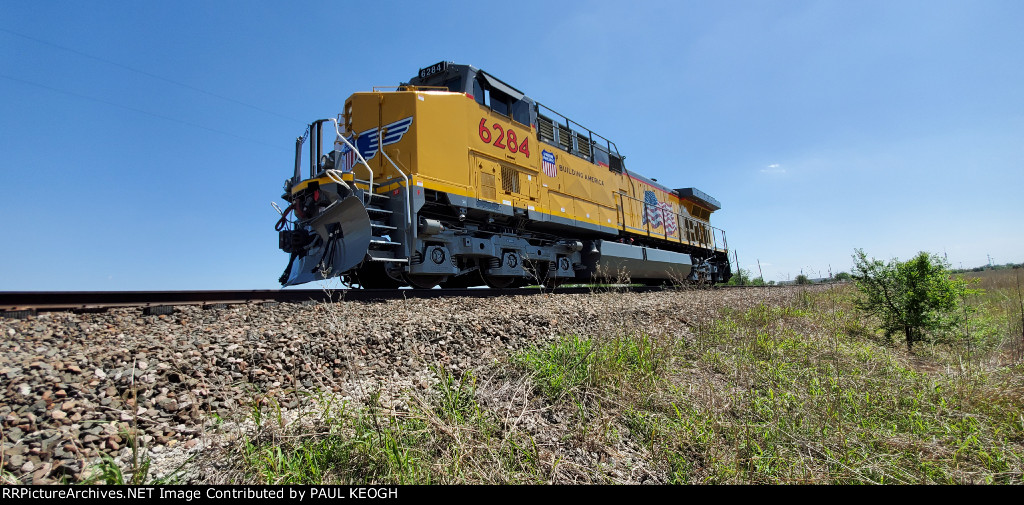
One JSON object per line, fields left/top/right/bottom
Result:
{"left": 473, "top": 78, "right": 485, "bottom": 106}
{"left": 490, "top": 90, "right": 512, "bottom": 117}
{"left": 511, "top": 100, "right": 530, "bottom": 126}
{"left": 476, "top": 75, "right": 530, "bottom": 126}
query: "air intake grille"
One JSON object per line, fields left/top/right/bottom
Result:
{"left": 557, "top": 124, "right": 572, "bottom": 151}
{"left": 576, "top": 133, "right": 591, "bottom": 158}
{"left": 481, "top": 172, "right": 496, "bottom": 200}
{"left": 501, "top": 166, "right": 520, "bottom": 194}
{"left": 538, "top": 116, "right": 555, "bottom": 143}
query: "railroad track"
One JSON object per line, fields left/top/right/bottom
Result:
{"left": 0, "top": 285, "right": 702, "bottom": 318}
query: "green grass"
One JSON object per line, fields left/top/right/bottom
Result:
{"left": 637, "top": 286, "right": 1024, "bottom": 484}
{"left": 235, "top": 367, "right": 546, "bottom": 484}
{"left": 227, "top": 279, "right": 1024, "bottom": 484}
{"left": 513, "top": 331, "right": 672, "bottom": 404}
{"left": 239, "top": 386, "right": 437, "bottom": 484}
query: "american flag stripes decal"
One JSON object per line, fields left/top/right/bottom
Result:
{"left": 643, "top": 191, "right": 662, "bottom": 228}
{"left": 664, "top": 204, "right": 678, "bottom": 235}
{"left": 642, "top": 190, "right": 678, "bottom": 235}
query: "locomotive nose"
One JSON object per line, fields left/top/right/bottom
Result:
{"left": 281, "top": 195, "right": 372, "bottom": 286}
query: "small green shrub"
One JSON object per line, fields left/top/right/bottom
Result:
{"left": 852, "top": 249, "right": 975, "bottom": 351}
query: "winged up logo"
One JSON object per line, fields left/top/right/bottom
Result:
{"left": 337, "top": 116, "right": 414, "bottom": 172}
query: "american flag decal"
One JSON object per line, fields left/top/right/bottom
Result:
{"left": 663, "top": 203, "right": 678, "bottom": 235}
{"left": 642, "top": 190, "right": 678, "bottom": 235}
{"left": 340, "top": 148, "right": 356, "bottom": 174}
{"left": 542, "top": 150, "right": 557, "bottom": 177}
{"left": 643, "top": 190, "right": 663, "bottom": 228}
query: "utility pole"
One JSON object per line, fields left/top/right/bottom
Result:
{"left": 734, "top": 250, "right": 741, "bottom": 285}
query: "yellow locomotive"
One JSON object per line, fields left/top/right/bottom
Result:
{"left": 276, "top": 62, "right": 731, "bottom": 288}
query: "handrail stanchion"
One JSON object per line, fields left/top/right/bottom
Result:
{"left": 329, "top": 119, "right": 374, "bottom": 206}
{"left": 379, "top": 150, "right": 414, "bottom": 239}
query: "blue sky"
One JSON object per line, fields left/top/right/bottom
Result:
{"left": 2, "top": 0, "right": 1021, "bottom": 289}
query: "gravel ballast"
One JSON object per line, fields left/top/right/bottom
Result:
{"left": 0, "top": 287, "right": 794, "bottom": 483}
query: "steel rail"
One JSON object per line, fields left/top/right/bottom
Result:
{"left": 0, "top": 286, "right": 683, "bottom": 315}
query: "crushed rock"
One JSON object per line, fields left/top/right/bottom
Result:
{"left": 0, "top": 286, "right": 810, "bottom": 483}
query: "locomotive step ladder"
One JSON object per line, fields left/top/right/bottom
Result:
{"left": 360, "top": 184, "right": 410, "bottom": 264}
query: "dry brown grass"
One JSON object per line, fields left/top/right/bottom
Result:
{"left": 963, "top": 269, "right": 1024, "bottom": 363}
{"left": 225, "top": 283, "right": 1024, "bottom": 484}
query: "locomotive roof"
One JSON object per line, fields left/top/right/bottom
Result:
{"left": 408, "top": 61, "right": 620, "bottom": 166}
{"left": 676, "top": 188, "right": 722, "bottom": 211}
{"left": 628, "top": 172, "right": 722, "bottom": 211}
{"left": 407, "top": 62, "right": 524, "bottom": 100}
{"left": 626, "top": 170, "right": 674, "bottom": 195}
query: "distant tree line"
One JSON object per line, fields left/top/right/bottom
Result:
{"left": 723, "top": 269, "right": 853, "bottom": 286}
{"left": 725, "top": 269, "right": 772, "bottom": 286}
{"left": 723, "top": 260, "right": 1022, "bottom": 286}
{"left": 950, "top": 262, "right": 1023, "bottom": 274}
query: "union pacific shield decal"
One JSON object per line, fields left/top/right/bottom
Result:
{"left": 541, "top": 150, "right": 556, "bottom": 177}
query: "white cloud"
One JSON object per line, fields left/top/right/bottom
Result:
{"left": 760, "top": 163, "right": 786, "bottom": 175}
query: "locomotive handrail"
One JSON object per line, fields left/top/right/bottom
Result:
{"left": 536, "top": 102, "right": 621, "bottom": 160}
{"left": 329, "top": 118, "right": 374, "bottom": 206}
{"left": 329, "top": 117, "right": 413, "bottom": 240}
{"left": 615, "top": 191, "right": 725, "bottom": 250}
{"left": 374, "top": 85, "right": 449, "bottom": 92}
{"left": 324, "top": 169, "right": 354, "bottom": 193}
{"left": 384, "top": 85, "right": 451, "bottom": 92}
{"left": 378, "top": 150, "right": 414, "bottom": 236}
{"left": 714, "top": 228, "right": 728, "bottom": 252}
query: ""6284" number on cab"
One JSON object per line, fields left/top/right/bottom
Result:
{"left": 478, "top": 118, "right": 530, "bottom": 158}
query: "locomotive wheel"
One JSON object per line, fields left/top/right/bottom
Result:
{"left": 544, "top": 279, "right": 564, "bottom": 289}
{"left": 440, "top": 271, "right": 485, "bottom": 288}
{"left": 360, "top": 275, "right": 401, "bottom": 289}
{"left": 639, "top": 279, "right": 669, "bottom": 287}
{"left": 481, "top": 273, "right": 517, "bottom": 289}
{"left": 403, "top": 273, "right": 447, "bottom": 289}
{"left": 355, "top": 262, "right": 402, "bottom": 289}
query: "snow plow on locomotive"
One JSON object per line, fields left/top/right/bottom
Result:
{"left": 275, "top": 62, "right": 731, "bottom": 288}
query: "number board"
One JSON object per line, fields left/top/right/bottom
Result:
{"left": 418, "top": 61, "right": 449, "bottom": 79}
